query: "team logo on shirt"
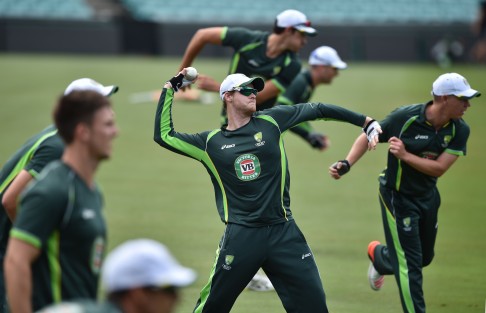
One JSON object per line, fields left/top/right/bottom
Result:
{"left": 234, "top": 154, "right": 261, "bottom": 181}
{"left": 403, "top": 217, "right": 412, "bottom": 231}
{"left": 254, "top": 132, "right": 265, "bottom": 147}
{"left": 223, "top": 255, "right": 234, "bottom": 270}
{"left": 420, "top": 151, "right": 438, "bottom": 160}
{"left": 442, "top": 135, "right": 452, "bottom": 148}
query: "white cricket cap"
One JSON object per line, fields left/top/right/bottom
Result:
{"left": 64, "top": 78, "right": 119, "bottom": 96}
{"left": 102, "top": 239, "right": 196, "bottom": 293}
{"left": 275, "top": 9, "right": 317, "bottom": 36}
{"left": 219, "top": 73, "right": 265, "bottom": 100}
{"left": 431, "top": 73, "right": 480, "bottom": 99}
{"left": 308, "top": 46, "right": 347, "bottom": 69}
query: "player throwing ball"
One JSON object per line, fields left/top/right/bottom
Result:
{"left": 154, "top": 68, "right": 381, "bottom": 312}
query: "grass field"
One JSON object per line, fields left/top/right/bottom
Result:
{"left": 0, "top": 53, "right": 485, "bottom": 312}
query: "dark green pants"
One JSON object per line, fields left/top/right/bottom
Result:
{"left": 193, "top": 220, "right": 328, "bottom": 313}
{"left": 374, "top": 186, "right": 440, "bottom": 313}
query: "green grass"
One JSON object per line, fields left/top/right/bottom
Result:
{"left": 1, "top": 53, "right": 485, "bottom": 313}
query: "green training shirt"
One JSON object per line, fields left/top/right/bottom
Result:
{"left": 154, "top": 88, "right": 367, "bottom": 227}
{"left": 0, "top": 125, "right": 63, "bottom": 251}
{"left": 221, "top": 27, "right": 302, "bottom": 110}
{"left": 11, "top": 161, "right": 106, "bottom": 310}
{"left": 378, "top": 102, "right": 469, "bottom": 196}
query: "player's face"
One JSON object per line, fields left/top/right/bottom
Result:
{"left": 132, "top": 288, "right": 179, "bottom": 313}
{"left": 446, "top": 95, "right": 471, "bottom": 119}
{"left": 86, "top": 107, "right": 119, "bottom": 160}
{"left": 287, "top": 29, "right": 308, "bottom": 52}
{"left": 318, "top": 66, "right": 339, "bottom": 84}
{"left": 233, "top": 85, "right": 258, "bottom": 114}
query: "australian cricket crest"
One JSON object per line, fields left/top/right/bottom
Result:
{"left": 223, "top": 255, "right": 234, "bottom": 270}
{"left": 441, "top": 135, "right": 452, "bottom": 148}
{"left": 403, "top": 217, "right": 412, "bottom": 231}
{"left": 254, "top": 132, "right": 265, "bottom": 147}
{"left": 235, "top": 154, "right": 261, "bottom": 181}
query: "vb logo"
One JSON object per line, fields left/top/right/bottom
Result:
{"left": 234, "top": 154, "right": 261, "bottom": 181}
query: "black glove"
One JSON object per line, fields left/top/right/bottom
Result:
{"left": 306, "top": 132, "right": 328, "bottom": 150}
{"left": 168, "top": 72, "right": 195, "bottom": 92}
{"left": 331, "top": 159, "right": 351, "bottom": 176}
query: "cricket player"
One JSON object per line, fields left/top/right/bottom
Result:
{"left": 0, "top": 79, "right": 117, "bottom": 313}
{"left": 179, "top": 9, "right": 317, "bottom": 124}
{"left": 329, "top": 72, "right": 480, "bottom": 313}
{"left": 153, "top": 68, "right": 381, "bottom": 312}
{"left": 5, "top": 90, "right": 118, "bottom": 312}
{"left": 277, "top": 45, "right": 348, "bottom": 151}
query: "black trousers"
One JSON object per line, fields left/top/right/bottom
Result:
{"left": 374, "top": 186, "right": 440, "bottom": 313}
{"left": 193, "top": 220, "right": 328, "bottom": 313}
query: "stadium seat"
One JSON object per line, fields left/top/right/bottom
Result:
{"left": 116, "top": 0, "right": 481, "bottom": 25}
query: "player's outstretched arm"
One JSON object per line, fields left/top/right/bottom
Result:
{"left": 329, "top": 133, "right": 369, "bottom": 180}
{"left": 179, "top": 27, "right": 224, "bottom": 70}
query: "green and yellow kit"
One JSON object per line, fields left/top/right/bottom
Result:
{"left": 0, "top": 125, "right": 63, "bottom": 312}
{"left": 154, "top": 88, "right": 368, "bottom": 312}
{"left": 11, "top": 161, "right": 106, "bottom": 311}
{"left": 372, "top": 102, "right": 469, "bottom": 313}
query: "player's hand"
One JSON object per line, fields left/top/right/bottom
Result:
{"left": 329, "top": 160, "right": 351, "bottom": 179}
{"left": 388, "top": 136, "right": 407, "bottom": 159}
{"left": 166, "top": 68, "right": 197, "bottom": 92}
{"left": 196, "top": 75, "right": 221, "bottom": 92}
{"left": 363, "top": 119, "right": 382, "bottom": 150}
{"left": 306, "top": 132, "right": 330, "bottom": 151}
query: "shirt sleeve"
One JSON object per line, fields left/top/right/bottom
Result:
{"left": 276, "top": 73, "right": 314, "bottom": 138}
{"left": 24, "top": 137, "right": 64, "bottom": 177}
{"left": 221, "top": 27, "right": 261, "bottom": 50}
{"left": 11, "top": 179, "right": 67, "bottom": 248}
{"left": 445, "top": 121, "right": 470, "bottom": 156}
{"left": 153, "top": 88, "right": 210, "bottom": 161}
{"left": 262, "top": 102, "right": 366, "bottom": 133}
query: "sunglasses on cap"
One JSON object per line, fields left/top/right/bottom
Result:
{"left": 232, "top": 86, "right": 258, "bottom": 97}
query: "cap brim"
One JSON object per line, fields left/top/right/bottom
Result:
{"left": 241, "top": 77, "right": 265, "bottom": 92}
{"left": 155, "top": 267, "right": 197, "bottom": 288}
{"left": 332, "top": 61, "right": 347, "bottom": 69}
{"left": 103, "top": 85, "right": 119, "bottom": 96}
{"left": 457, "top": 89, "right": 481, "bottom": 99}
{"left": 294, "top": 25, "right": 317, "bottom": 37}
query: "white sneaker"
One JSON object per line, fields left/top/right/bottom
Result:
{"left": 246, "top": 272, "right": 275, "bottom": 292}
{"left": 368, "top": 262, "right": 384, "bottom": 291}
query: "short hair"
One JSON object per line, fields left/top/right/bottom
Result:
{"left": 273, "top": 20, "right": 286, "bottom": 34}
{"left": 53, "top": 90, "right": 111, "bottom": 144}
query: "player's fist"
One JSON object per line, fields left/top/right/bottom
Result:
{"left": 329, "top": 160, "right": 350, "bottom": 179}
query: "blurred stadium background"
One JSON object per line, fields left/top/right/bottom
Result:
{"left": 1, "top": 1, "right": 485, "bottom": 313}
{"left": 0, "top": 0, "right": 484, "bottom": 64}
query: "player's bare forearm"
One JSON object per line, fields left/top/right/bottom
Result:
{"left": 346, "top": 134, "right": 369, "bottom": 167}
{"left": 256, "top": 82, "right": 279, "bottom": 105}
{"left": 5, "top": 239, "right": 39, "bottom": 313}
{"left": 179, "top": 27, "right": 223, "bottom": 70}
{"left": 2, "top": 170, "right": 33, "bottom": 221}
{"left": 196, "top": 75, "right": 220, "bottom": 92}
